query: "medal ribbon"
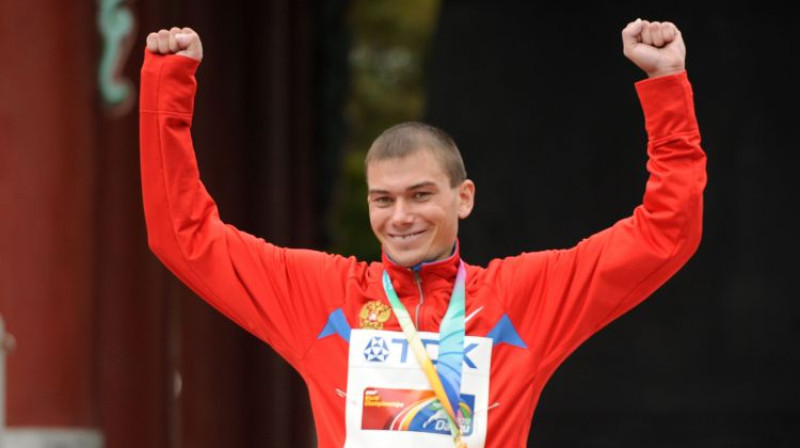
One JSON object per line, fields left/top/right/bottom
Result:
{"left": 382, "top": 261, "right": 468, "bottom": 448}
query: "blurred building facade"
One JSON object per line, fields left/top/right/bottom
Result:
{"left": 0, "top": 0, "right": 335, "bottom": 446}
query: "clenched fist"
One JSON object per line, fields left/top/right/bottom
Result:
{"left": 146, "top": 27, "right": 203, "bottom": 62}
{"left": 622, "top": 19, "right": 685, "bottom": 78}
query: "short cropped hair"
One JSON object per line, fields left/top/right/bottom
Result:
{"left": 365, "top": 121, "right": 467, "bottom": 187}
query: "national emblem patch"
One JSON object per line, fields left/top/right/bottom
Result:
{"left": 359, "top": 301, "right": 391, "bottom": 329}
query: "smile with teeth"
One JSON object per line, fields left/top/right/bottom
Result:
{"left": 390, "top": 230, "right": 425, "bottom": 240}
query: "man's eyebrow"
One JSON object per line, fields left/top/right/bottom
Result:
{"left": 367, "top": 181, "right": 437, "bottom": 196}
{"left": 407, "top": 181, "right": 437, "bottom": 190}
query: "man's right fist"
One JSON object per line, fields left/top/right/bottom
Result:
{"left": 146, "top": 27, "right": 203, "bottom": 62}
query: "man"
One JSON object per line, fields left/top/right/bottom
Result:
{"left": 141, "top": 18, "right": 705, "bottom": 448}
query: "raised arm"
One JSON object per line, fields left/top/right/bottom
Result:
{"left": 489, "top": 19, "right": 706, "bottom": 374}
{"left": 140, "top": 28, "right": 356, "bottom": 368}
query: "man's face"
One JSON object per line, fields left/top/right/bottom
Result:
{"left": 366, "top": 148, "right": 474, "bottom": 268}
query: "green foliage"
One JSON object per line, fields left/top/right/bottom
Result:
{"left": 329, "top": 0, "right": 441, "bottom": 261}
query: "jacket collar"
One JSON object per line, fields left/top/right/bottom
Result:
{"left": 380, "top": 240, "right": 461, "bottom": 299}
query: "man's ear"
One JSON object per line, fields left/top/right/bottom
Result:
{"left": 457, "top": 179, "right": 475, "bottom": 219}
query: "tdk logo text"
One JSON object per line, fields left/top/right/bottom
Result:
{"left": 367, "top": 337, "right": 480, "bottom": 369}
{"left": 363, "top": 336, "right": 390, "bottom": 362}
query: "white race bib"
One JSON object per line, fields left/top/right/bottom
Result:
{"left": 344, "top": 329, "right": 492, "bottom": 447}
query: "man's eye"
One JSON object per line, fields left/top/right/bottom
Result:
{"left": 372, "top": 197, "right": 393, "bottom": 206}
{"left": 413, "top": 192, "right": 432, "bottom": 200}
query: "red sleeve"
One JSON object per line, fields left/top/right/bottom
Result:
{"left": 488, "top": 71, "right": 706, "bottom": 374}
{"left": 139, "top": 50, "right": 358, "bottom": 369}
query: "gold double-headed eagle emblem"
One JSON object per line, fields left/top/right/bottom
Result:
{"left": 359, "top": 301, "right": 392, "bottom": 329}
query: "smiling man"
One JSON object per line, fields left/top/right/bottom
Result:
{"left": 140, "top": 18, "right": 705, "bottom": 448}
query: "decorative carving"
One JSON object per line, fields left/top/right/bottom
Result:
{"left": 97, "top": 0, "right": 136, "bottom": 115}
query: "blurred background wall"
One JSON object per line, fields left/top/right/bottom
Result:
{"left": 1, "top": 0, "right": 325, "bottom": 446}
{"left": 0, "top": 0, "right": 797, "bottom": 447}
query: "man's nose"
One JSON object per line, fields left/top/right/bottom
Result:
{"left": 390, "top": 199, "right": 414, "bottom": 225}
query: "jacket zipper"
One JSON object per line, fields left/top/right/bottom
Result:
{"left": 413, "top": 270, "right": 424, "bottom": 329}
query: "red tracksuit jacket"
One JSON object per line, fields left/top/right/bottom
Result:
{"left": 140, "top": 50, "right": 705, "bottom": 448}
